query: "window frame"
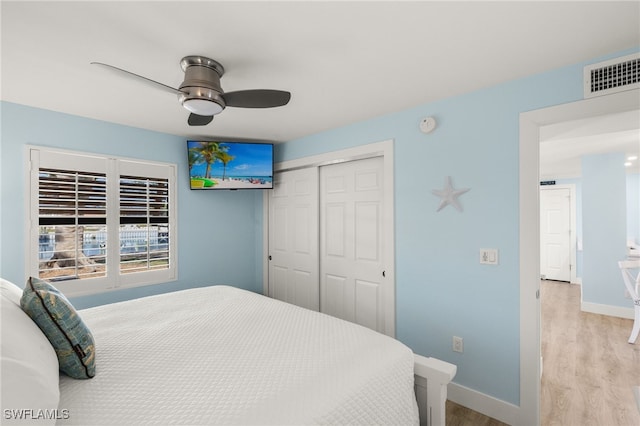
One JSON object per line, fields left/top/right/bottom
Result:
{"left": 26, "top": 146, "right": 178, "bottom": 297}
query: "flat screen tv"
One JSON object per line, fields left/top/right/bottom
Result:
{"left": 187, "top": 140, "right": 274, "bottom": 190}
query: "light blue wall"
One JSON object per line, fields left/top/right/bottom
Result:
{"left": 0, "top": 102, "right": 265, "bottom": 309}
{"left": 582, "top": 153, "right": 628, "bottom": 307}
{"left": 553, "top": 173, "right": 639, "bottom": 280}
{"left": 276, "top": 48, "right": 639, "bottom": 404}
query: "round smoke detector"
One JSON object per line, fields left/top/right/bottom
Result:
{"left": 420, "top": 116, "right": 437, "bottom": 134}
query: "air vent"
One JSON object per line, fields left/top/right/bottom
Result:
{"left": 584, "top": 52, "right": 639, "bottom": 98}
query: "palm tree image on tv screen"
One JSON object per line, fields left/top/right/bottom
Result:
{"left": 187, "top": 141, "right": 274, "bottom": 190}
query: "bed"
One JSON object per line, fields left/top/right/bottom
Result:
{"left": 1, "top": 278, "right": 456, "bottom": 426}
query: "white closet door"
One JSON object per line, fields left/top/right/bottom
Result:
{"left": 268, "top": 167, "right": 319, "bottom": 311}
{"left": 320, "top": 156, "right": 386, "bottom": 333}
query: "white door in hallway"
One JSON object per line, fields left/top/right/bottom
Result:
{"left": 540, "top": 187, "right": 572, "bottom": 282}
{"left": 268, "top": 167, "right": 319, "bottom": 311}
{"left": 319, "top": 156, "right": 387, "bottom": 333}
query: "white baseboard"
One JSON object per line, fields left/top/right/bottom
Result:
{"left": 447, "top": 382, "right": 520, "bottom": 425}
{"left": 581, "top": 301, "right": 635, "bottom": 319}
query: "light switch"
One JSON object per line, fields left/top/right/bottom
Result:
{"left": 480, "top": 248, "right": 498, "bottom": 265}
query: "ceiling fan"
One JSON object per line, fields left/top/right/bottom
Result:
{"left": 91, "top": 56, "right": 291, "bottom": 126}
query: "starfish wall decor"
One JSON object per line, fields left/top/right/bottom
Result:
{"left": 432, "top": 176, "right": 470, "bottom": 212}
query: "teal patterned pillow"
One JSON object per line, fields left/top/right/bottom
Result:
{"left": 20, "top": 277, "right": 96, "bottom": 379}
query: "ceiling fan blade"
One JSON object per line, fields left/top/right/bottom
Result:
{"left": 90, "top": 62, "right": 182, "bottom": 95}
{"left": 188, "top": 113, "right": 214, "bottom": 126}
{"left": 223, "top": 90, "right": 291, "bottom": 108}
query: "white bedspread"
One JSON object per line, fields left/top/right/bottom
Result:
{"left": 57, "top": 285, "right": 418, "bottom": 425}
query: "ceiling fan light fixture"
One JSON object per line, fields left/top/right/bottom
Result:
{"left": 93, "top": 56, "right": 290, "bottom": 126}
{"left": 182, "top": 98, "right": 224, "bottom": 116}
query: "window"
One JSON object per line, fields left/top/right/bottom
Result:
{"left": 28, "top": 147, "right": 177, "bottom": 296}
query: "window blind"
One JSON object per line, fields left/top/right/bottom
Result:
{"left": 38, "top": 168, "right": 107, "bottom": 280}
{"left": 119, "top": 175, "right": 170, "bottom": 274}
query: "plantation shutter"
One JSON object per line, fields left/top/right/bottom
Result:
{"left": 119, "top": 175, "right": 170, "bottom": 274}
{"left": 29, "top": 147, "right": 177, "bottom": 296}
{"left": 38, "top": 167, "right": 108, "bottom": 280}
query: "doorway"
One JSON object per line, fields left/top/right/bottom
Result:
{"left": 519, "top": 89, "right": 640, "bottom": 425}
{"left": 540, "top": 185, "right": 576, "bottom": 283}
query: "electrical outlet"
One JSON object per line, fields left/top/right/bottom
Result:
{"left": 452, "top": 336, "right": 464, "bottom": 353}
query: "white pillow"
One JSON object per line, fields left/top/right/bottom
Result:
{"left": 0, "top": 278, "right": 23, "bottom": 305}
{"left": 1, "top": 279, "right": 60, "bottom": 425}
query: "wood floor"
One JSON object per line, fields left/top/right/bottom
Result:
{"left": 446, "top": 280, "right": 640, "bottom": 426}
{"left": 540, "top": 280, "right": 639, "bottom": 426}
{"left": 446, "top": 400, "right": 508, "bottom": 426}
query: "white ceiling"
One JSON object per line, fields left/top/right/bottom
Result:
{"left": 540, "top": 110, "right": 640, "bottom": 179}
{"left": 2, "top": 1, "right": 639, "bottom": 172}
